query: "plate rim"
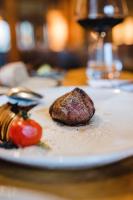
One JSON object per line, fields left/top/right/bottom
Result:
{"left": 0, "top": 147, "right": 133, "bottom": 169}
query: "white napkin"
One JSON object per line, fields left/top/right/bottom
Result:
{"left": 0, "top": 62, "right": 58, "bottom": 90}
{"left": 0, "top": 62, "right": 29, "bottom": 87}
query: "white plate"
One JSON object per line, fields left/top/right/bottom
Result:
{"left": 0, "top": 87, "right": 133, "bottom": 169}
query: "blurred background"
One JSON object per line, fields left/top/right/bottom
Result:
{"left": 0, "top": 0, "right": 132, "bottom": 72}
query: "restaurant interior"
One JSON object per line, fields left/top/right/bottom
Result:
{"left": 0, "top": 0, "right": 133, "bottom": 200}
{"left": 0, "top": 0, "right": 133, "bottom": 78}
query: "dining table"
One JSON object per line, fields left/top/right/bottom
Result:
{"left": 0, "top": 67, "right": 133, "bottom": 200}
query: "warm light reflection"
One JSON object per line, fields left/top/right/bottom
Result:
{"left": 47, "top": 10, "right": 68, "bottom": 51}
{"left": 113, "top": 17, "right": 133, "bottom": 45}
{"left": 90, "top": 31, "right": 98, "bottom": 40}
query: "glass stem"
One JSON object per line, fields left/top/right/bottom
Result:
{"left": 96, "top": 32, "right": 106, "bottom": 64}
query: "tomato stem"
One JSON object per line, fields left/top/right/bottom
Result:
{"left": 21, "top": 110, "right": 29, "bottom": 120}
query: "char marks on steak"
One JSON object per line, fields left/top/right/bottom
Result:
{"left": 49, "top": 88, "right": 95, "bottom": 126}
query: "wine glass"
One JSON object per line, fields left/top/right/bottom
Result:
{"left": 75, "top": 0, "right": 128, "bottom": 85}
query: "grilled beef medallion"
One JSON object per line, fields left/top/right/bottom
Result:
{"left": 49, "top": 88, "right": 95, "bottom": 126}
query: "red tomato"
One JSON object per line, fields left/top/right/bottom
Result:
{"left": 8, "top": 117, "right": 42, "bottom": 147}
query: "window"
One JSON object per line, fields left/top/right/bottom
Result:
{"left": 0, "top": 20, "right": 11, "bottom": 53}
{"left": 16, "top": 21, "right": 35, "bottom": 50}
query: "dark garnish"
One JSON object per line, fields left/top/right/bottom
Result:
{"left": 10, "top": 103, "right": 20, "bottom": 114}
{"left": 10, "top": 103, "right": 29, "bottom": 119}
{"left": 0, "top": 141, "right": 18, "bottom": 149}
{"left": 10, "top": 102, "right": 37, "bottom": 114}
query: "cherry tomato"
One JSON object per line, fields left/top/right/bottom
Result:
{"left": 8, "top": 117, "right": 42, "bottom": 147}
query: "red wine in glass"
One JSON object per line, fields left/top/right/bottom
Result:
{"left": 76, "top": 0, "right": 128, "bottom": 81}
{"left": 77, "top": 17, "right": 124, "bottom": 32}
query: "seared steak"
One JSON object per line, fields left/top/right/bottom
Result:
{"left": 49, "top": 88, "right": 95, "bottom": 126}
